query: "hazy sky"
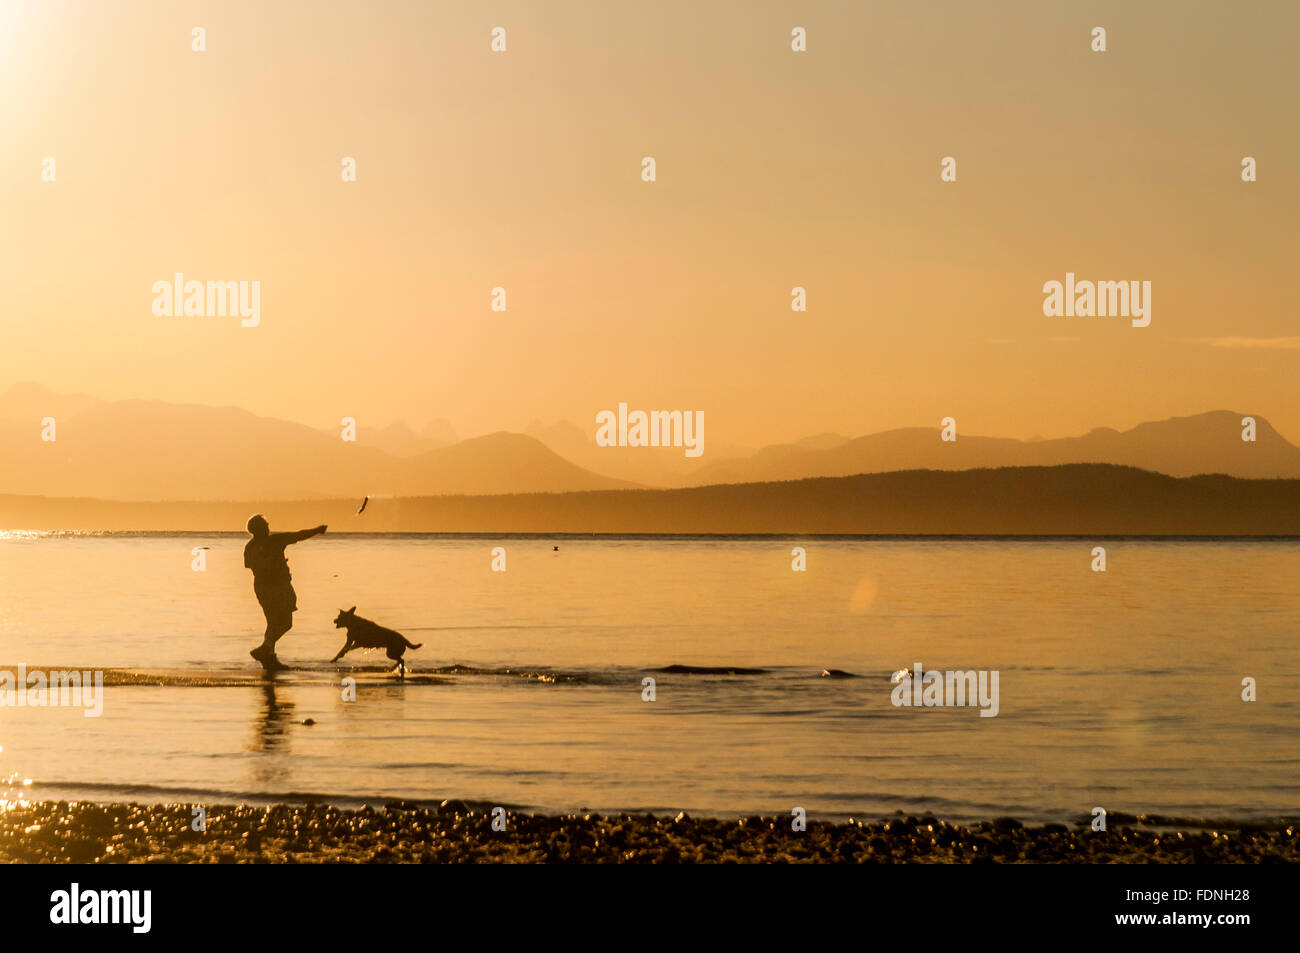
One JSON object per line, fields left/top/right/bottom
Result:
{"left": 2, "top": 0, "right": 1297, "bottom": 447}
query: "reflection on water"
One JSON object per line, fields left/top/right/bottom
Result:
{"left": 249, "top": 679, "right": 294, "bottom": 786}
{"left": 0, "top": 535, "right": 1298, "bottom": 822}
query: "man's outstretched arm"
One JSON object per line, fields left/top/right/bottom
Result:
{"left": 271, "top": 525, "right": 327, "bottom": 546}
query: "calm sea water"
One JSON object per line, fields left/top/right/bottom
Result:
{"left": 1, "top": 533, "right": 1296, "bottom": 823}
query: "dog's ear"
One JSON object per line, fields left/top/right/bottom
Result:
{"left": 348, "top": 606, "right": 356, "bottom": 614}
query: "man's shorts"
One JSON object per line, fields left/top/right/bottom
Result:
{"left": 255, "top": 582, "right": 298, "bottom": 625}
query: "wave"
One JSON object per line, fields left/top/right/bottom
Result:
{"left": 18, "top": 779, "right": 519, "bottom": 814}
{"left": 19, "top": 780, "right": 1299, "bottom": 830}
{"left": 2, "top": 662, "right": 874, "bottom": 687}
{"left": 422, "top": 664, "right": 597, "bottom": 684}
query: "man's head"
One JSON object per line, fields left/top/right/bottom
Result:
{"left": 246, "top": 513, "right": 269, "bottom": 537}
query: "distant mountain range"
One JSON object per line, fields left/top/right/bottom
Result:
{"left": 684, "top": 413, "right": 1300, "bottom": 485}
{"left": 0, "top": 383, "right": 631, "bottom": 500}
{"left": 1, "top": 382, "right": 1297, "bottom": 501}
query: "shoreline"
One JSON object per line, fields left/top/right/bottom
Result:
{"left": 2, "top": 801, "right": 1295, "bottom": 864}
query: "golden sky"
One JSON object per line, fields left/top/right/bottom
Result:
{"left": 2, "top": 0, "right": 1297, "bottom": 447}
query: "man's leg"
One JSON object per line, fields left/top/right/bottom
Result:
{"left": 251, "top": 619, "right": 276, "bottom": 665}
{"left": 267, "top": 614, "right": 291, "bottom": 651}
{"left": 263, "top": 611, "right": 292, "bottom": 666}
{"left": 252, "top": 606, "right": 292, "bottom": 668}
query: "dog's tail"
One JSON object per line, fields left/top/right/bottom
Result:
{"left": 403, "top": 637, "right": 423, "bottom": 650}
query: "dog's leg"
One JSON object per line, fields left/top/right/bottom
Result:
{"left": 331, "top": 639, "right": 353, "bottom": 662}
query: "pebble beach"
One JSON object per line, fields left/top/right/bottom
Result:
{"left": 1, "top": 801, "right": 1295, "bottom": 864}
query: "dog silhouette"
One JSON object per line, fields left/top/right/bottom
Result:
{"left": 331, "top": 606, "right": 422, "bottom": 677}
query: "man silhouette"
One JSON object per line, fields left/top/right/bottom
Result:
{"left": 244, "top": 514, "right": 326, "bottom": 670}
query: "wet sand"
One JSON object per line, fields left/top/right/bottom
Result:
{"left": 1, "top": 801, "right": 1296, "bottom": 863}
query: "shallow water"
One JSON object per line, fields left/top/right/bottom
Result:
{"left": 0, "top": 533, "right": 1297, "bottom": 823}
